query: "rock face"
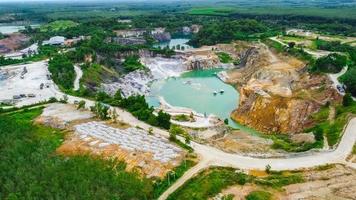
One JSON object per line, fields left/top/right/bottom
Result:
{"left": 101, "top": 70, "right": 153, "bottom": 98}
{"left": 186, "top": 55, "right": 220, "bottom": 70}
{"left": 184, "top": 46, "right": 222, "bottom": 70}
{"left": 229, "top": 43, "right": 341, "bottom": 134}
{"left": 153, "top": 32, "right": 171, "bottom": 42}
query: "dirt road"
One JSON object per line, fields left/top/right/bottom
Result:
{"left": 73, "top": 65, "right": 83, "bottom": 91}
{"left": 159, "top": 118, "right": 356, "bottom": 199}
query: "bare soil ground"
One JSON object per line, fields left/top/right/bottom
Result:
{"left": 218, "top": 164, "right": 356, "bottom": 200}
{"left": 35, "top": 103, "right": 94, "bottom": 129}
{"left": 0, "top": 33, "right": 29, "bottom": 53}
{"left": 208, "top": 129, "right": 281, "bottom": 156}
{"left": 36, "top": 103, "right": 186, "bottom": 178}
{"left": 57, "top": 135, "right": 185, "bottom": 178}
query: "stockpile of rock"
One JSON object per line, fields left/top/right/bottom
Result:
{"left": 74, "top": 121, "right": 181, "bottom": 163}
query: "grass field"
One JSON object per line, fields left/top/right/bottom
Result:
{"left": 40, "top": 20, "right": 78, "bottom": 32}
{"left": 46, "top": 10, "right": 147, "bottom": 21}
{"left": 188, "top": 6, "right": 356, "bottom": 19}
{"left": 188, "top": 7, "right": 237, "bottom": 16}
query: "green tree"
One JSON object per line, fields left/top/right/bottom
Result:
{"left": 311, "top": 53, "right": 347, "bottom": 73}
{"left": 123, "top": 55, "right": 145, "bottom": 72}
{"left": 91, "top": 102, "right": 109, "bottom": 120}
{"left": 157, "top": 110, "right": 171, "bottom": 129}
{"left": 48, "top": 55, "right": 75, "bottom": 90}
{"left": 340, "top": 67, "right": 356, "bottom": 96}
{"left": 343, "top": 93, "right": 354, "bottom": 107}
{"left": 77, "top": 100, "right": 86, "bottom": 110}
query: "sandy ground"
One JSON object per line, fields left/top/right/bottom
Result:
{"left": 158, "top": 97, "right": 222, "bottom": 128}
{"left": 217, "top": 164, "right": 356, "bottom": 200}
{"left": 41, "top": 103, "right": 93, "bottom": 122}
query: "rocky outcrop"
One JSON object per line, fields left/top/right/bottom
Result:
{"left": 186, "top": 55, "right": 221, "bottom": 70}
{"left": 153, "top": 32, "right": 171, "bottom": 42}
{"left": 229, "top": 43, "right": 342, "bottom": 134}
{"left": 184, "top": 46, "right": 222, "bottom": 70}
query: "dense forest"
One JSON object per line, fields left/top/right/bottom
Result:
{"left": 48, "top": 55, "right": 75, "bottom": 90}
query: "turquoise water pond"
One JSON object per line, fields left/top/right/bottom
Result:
{"left": 146, "top": 68, "right": 245, "bottom": 127}
{"left": 0, "top": 24, "right": 40, "bottom": 34}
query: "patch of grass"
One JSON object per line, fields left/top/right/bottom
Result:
{"left": 188, "top": 7, "right": 236, "bottom": 16}
{"left": 267, "top": 133, "right": 323, "bottom": 152}
{"left": 81, "top": 63, "right": 118, "bottom": 88}
{"left": 153, "top": 159, "right": 196, "bottom": 198}
{"left": 167, "top": 167, "right": 249, "bottom": 200}
{"left": 40, "top": 20, "right": 78, "bottom": 32}
{"left": 167, "top": 167, "right": 304, "bottom": 200}
{"left": 173, "top": 114, "right": 191, "bottom": 122}
{"left": 311, "top": 106, "right": 330, "bottom": 122}
{"left": 280, "top": 35, "right": 305, "bottom": 42}
{"left": 309, "top": 102, "right": 356, "bottom": 147}
{"left": 263, "top": 38, "right": 285, "bottom": 53}
{"left": 315, "top": 164, "right": 335, "bottom": 171}
{"left": 254, "top": 172, "right": 304, "bottom": 188}
{"left": 246, "top": 190, "right": 272, "bottom": 200}
{"left": 217, "top": 52, "right": 233, "bottom": 63}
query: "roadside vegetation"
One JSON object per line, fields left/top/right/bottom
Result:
{"left": 308, "top": 95, "right": 356, "bottom": 146}
{"left": 167, "top": 167, "right": 304, "bottom": 200}
{"left": 311, "top": 39, "right": 356, "bottom": 96}
{"left": 310, "top": 53, "right": 348, "bottom": 73}
{"left": 269, "top": 133, "right": 323, "bottom": 152}
{"left": 94, "top": 91, "right": 172, "bottom": 130}
{"left": 0, "top": 108, "right": 153, "bottom": 200}
{"left": 153, "top": 158, "right": 197, "bottom": 198}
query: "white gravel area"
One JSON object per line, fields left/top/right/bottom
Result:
{"left": 75, "top": 121, "right": 181, "bottom": 163}
{"left": 0, "top": 61, "right": 57, "bottom": 107}
{"left": 41, "top": 103, "right": 94, "bottom": 122}
{"left": 158, "top": 97, "right": 220, "bottom": 128}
